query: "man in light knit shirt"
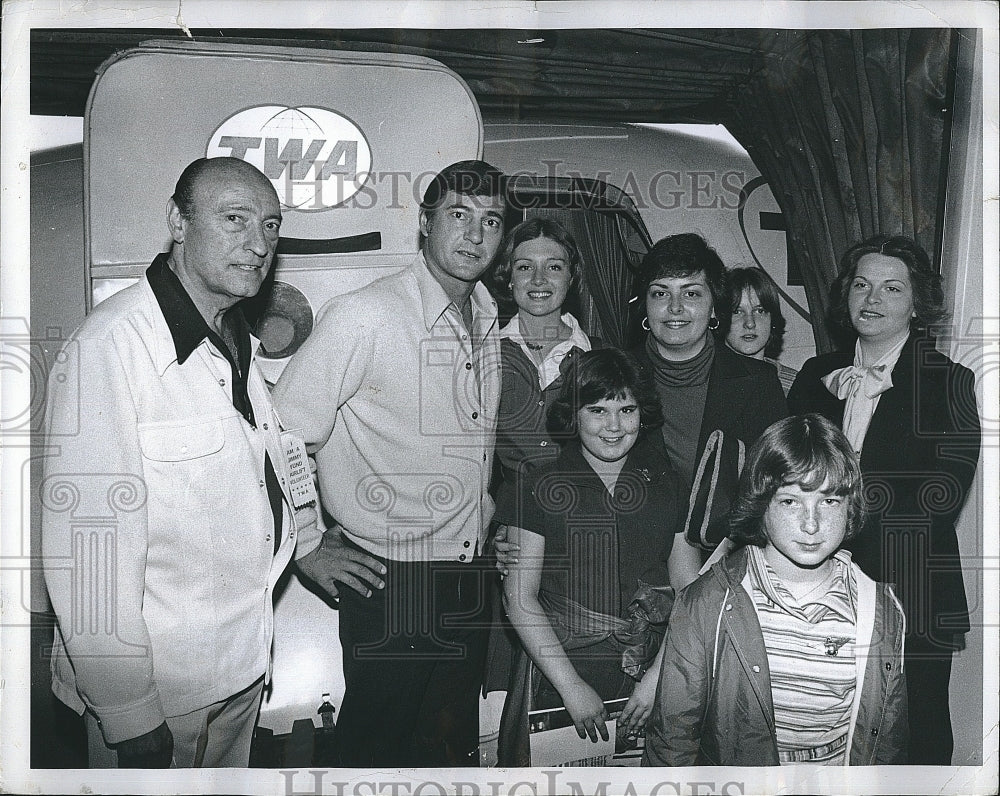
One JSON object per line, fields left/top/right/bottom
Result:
{"left": 273, "top": 160, "right": 506, "bottom": 766}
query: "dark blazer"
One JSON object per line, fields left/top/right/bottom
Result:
{"left": 788, "top": 335, "right": 980, "bottom": 649}
{"left": 634, "top": 340, "right": 789, "bottom": 548}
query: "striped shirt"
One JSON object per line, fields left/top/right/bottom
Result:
{"left": 747, "top": 546, "right": 857, "bottom": 765}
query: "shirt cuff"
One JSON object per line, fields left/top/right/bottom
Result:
{"left": 294, "top": 516, "right": 324, "bottom": 560}
{"left": 88, "top": 690, "right": 166, "bottom": 745}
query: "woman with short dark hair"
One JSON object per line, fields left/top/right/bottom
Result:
{"left": 788, "top": 233, "right": 980, "bottom": 764}
{"left": 632, "top": 234, "right": 788, "bottom": 551}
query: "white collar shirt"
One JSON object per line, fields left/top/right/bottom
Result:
{"left": 500, "top": 312, "right": 591, "bottom": 389}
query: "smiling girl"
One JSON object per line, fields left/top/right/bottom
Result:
{"left": 495, "top": 349, "right": 699, "bottom": 765}
{"left": 643, "top": 414, "right": 908, "bottom": 767}
{"left": 490, "top": 219, "right": 596, "bottom": 501}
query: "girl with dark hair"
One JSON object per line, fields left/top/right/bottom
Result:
{"left": 632, "top": 234, "right": 787, "bottom": 551}
{"left": 722, "top": 266, "right": 798, "bottom": 395}
{"left": 643, "top": 414, "right": 908, "bottom": 767}
{"left": 495, "top": 349, "right": 699, "bottom": 765}
{"left": 788, "top": 234, "right": 980, "bottom": 764}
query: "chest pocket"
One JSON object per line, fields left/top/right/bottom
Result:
{"left": 138, "top": 417, "right": 226, "bottom": 461}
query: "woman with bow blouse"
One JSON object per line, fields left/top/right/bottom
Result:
{"left": 788, "top": 234, "right": 980, "bottom": 765}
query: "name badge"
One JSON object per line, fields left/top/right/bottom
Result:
{"left": 281, "top": 431, "right": 318, "bottom": 511}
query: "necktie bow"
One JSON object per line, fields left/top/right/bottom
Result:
{"left": 822, "top": 363, "right": 892, "bottom": 401}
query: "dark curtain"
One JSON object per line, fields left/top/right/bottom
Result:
{"left": 723, "top": 28, "right": 956, "bottom": 353}
{"left": 574, "top": 211, "right": 635, "bottom": 348}
{"left": 527, "top": 208, "right": 635, "bottom": 349}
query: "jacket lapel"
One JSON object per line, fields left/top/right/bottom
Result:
{"left": 715, "top": 549, "right": 776, "bottom": 732}
{"left": 859, "top": 338, "right": 915, "bottom": 470}
{"left": 699, "top": 346, "right": 754, "bottom": 449}
{"left": 814, "top": 353, "right": 852, "bottom": 428}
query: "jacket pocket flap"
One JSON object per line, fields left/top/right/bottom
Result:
{"left": 139, "top": 418, "right": 225, "bottom": 461}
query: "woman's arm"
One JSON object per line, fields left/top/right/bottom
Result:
{"left": 621, "top": 531, "right": 699, "bottom": 735}
{"left": 619, "top": 638, "right": 666, "bottom": 737}
{"left": 667, "top": 532, "right": 700, "bottom": 592}
{"left": 503, "top": 525, "right": 610, "bottom": 743}
{"left": 939, "top": 361, "right": 981, "bottom": 503}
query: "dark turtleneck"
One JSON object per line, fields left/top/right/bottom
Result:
{"left": 643, "top": 332, "right": 715, "bottom": 486}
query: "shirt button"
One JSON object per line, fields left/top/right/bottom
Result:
{"left": 885, "top": 662, "right": 892, "bottom": 671}
{"left": 540, "top": 440, "right": 548, "bottom": 447}
{"left": 459, "top": 554, "right": 467, "bottom": 561}
{"left": 463, "top": 540, "right": 471, "bottom": 548}
{"left": 259, "top": 480, "right": 265, "bottom": 488}
{"left": 263, "top": 423, "right": 268, "bottom": 430}
{"left": 871, "top": 728, "right": 878, "bottom": 736}
{"left": 465, "top": 362, "right": 472, "bottom": 370}
{"left": 472, "top": 412, "right": 478, "bottom": 420}
{"left": 265, "top": 534, "right": 272, "bottom": 542}
{"left": 219, "top": 378, "right": 226, "bottom": 387}
{"left": 725, "top": 604, "right": 733, "bottom": 611}
{"left": 537, "top": 400, "right": 544, "bottom": 407}
{"left": 752, "top": 665, "right": 760, "bottom": 673}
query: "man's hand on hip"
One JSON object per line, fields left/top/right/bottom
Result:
{"left": 115, "top": 721, "right": 173, "bottom": 768}
{"left": 491, "top": 524, "right": 520, "bottom": 577}
{"left": 296, "top": 530, "right": 386, "bottom": 598}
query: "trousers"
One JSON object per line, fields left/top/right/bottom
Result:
{"left": 334, "top": 552, "right": 493, "bottom": 767}
{"left": 906, "top": 651, "right": 954, "bottom": 764}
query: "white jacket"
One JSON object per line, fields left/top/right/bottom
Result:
{"left": 41, "top": 273, "right": 321, "bottom": 744}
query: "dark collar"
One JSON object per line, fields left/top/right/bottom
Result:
{"left": 147, "top": 253, "right": 250, "bottom": 365}
{"left": 554, "top": 435, "right": 672, "bottom": 489}
{"left": 716, "top": 543, "right": 752, "bottom": 588}
{"left": 634, "top": 334, "right": 751, "bottom": 382}
{"left": 710, "top": 339, "right": 756, "bottom": 380}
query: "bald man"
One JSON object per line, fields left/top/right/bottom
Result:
{"left": 41, "top": 158, "right": 379, "bottom": 767}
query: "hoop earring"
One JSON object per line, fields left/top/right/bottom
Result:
{"left": 641, "top": 316, "right": 650, "bottom": 331}
{"left": 708, "top": 316, "right": 720, "bottom": 331}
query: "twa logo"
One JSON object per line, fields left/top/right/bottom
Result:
{"left": 207, "top": 105, "right": 373, "bottom": 211}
